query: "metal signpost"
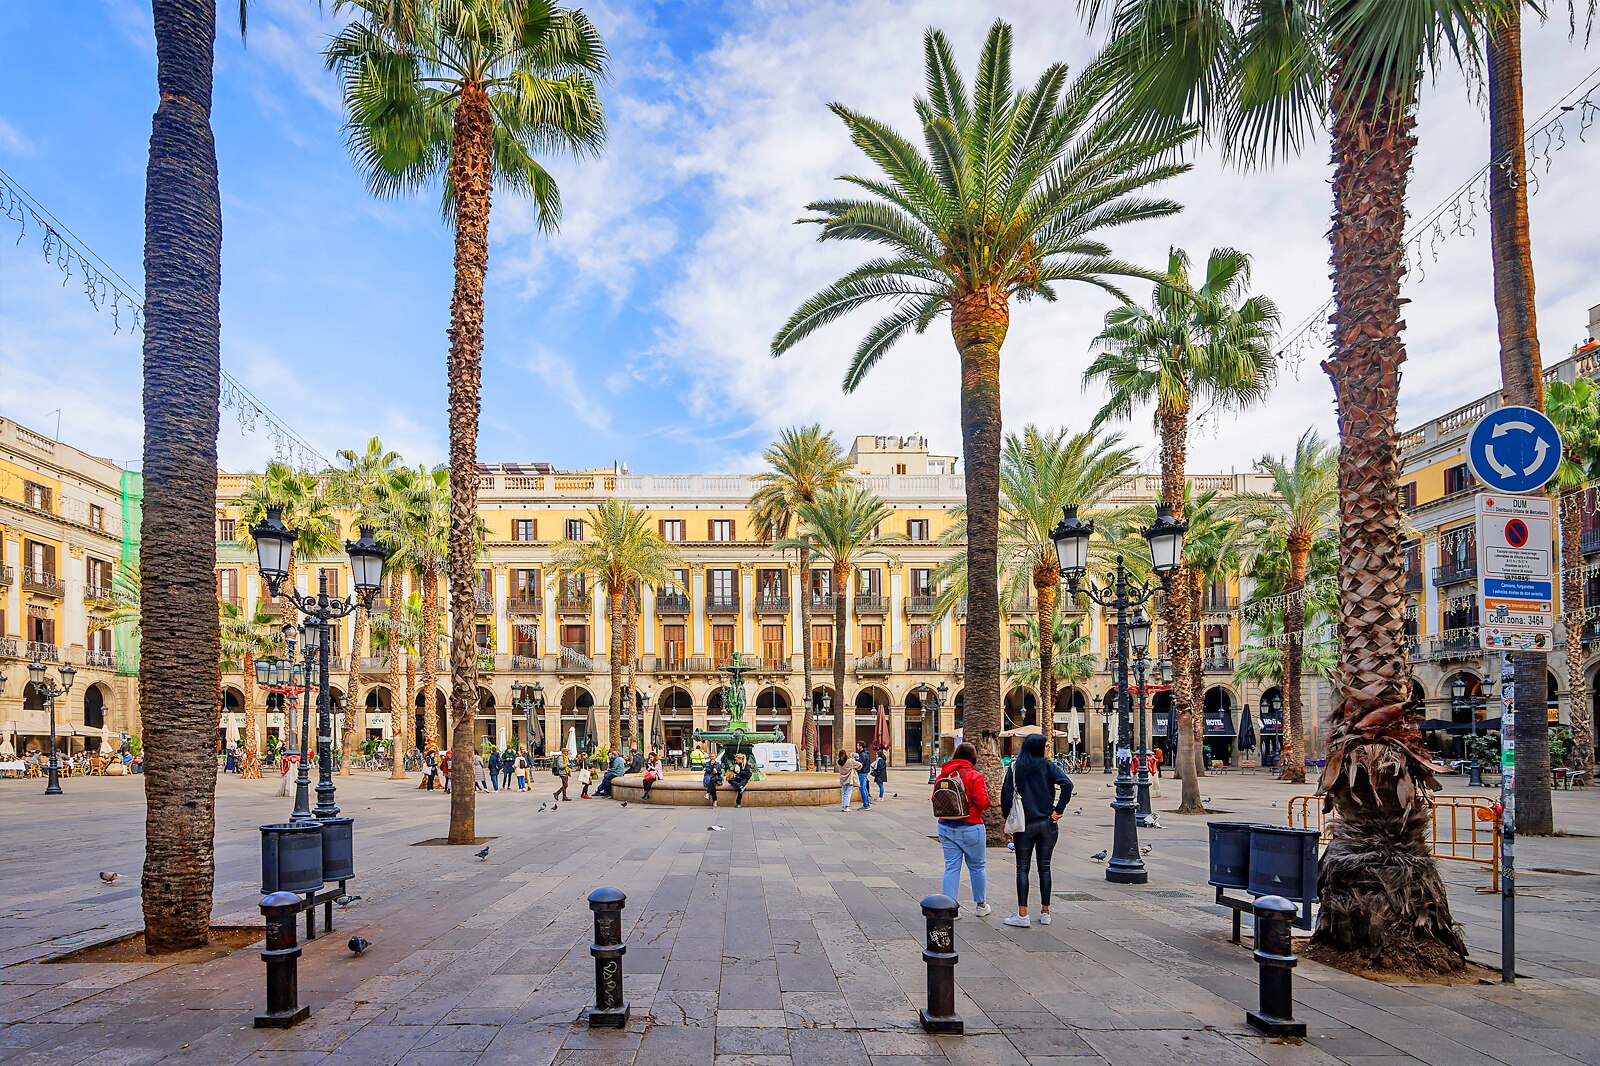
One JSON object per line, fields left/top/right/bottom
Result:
{"left": 1466, "top": 404, "right": 1562, "bottom": 986}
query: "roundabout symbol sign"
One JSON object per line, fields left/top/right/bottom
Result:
{"left": 1466, "top": 405, "right": 1562, "bottom": 494}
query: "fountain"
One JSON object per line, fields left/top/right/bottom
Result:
{"left": 692, "top": 654, "right": 781, "bottom": 780}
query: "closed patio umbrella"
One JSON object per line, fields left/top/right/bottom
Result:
{"left": 649, "top": 698, "right": 666, "bottom": 754}
{"left": 873, "top": 703, "right": 891, "bottom": 758}
{"left": 1238, "top": 703, "right": 1256, "bottom": 752}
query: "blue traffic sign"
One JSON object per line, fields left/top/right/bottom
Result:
{"left": 1466, "top": 405, "right": 1563, "bottom": 494}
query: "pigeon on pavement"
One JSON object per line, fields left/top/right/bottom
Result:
{"left": 348, "top": 936, "right": 370, "bottom": 955}
{"left": 619, "top": 802, "right": 628, "bottom": 808}
{"left": 1141, "top": 844, "right": 1153, "bottom": 854}
{"left": 475, "top": 846, "right": 491, "bottom": 860}
{"left": 708, "top": 825, "right": 726, "bottom": 832}
{"left": 334, "top": 894, "right": 362, "bottom": 907}
{"left": 98, "top": 872, "right": 121, "bottom": 884}
{"left": 1089, "top": 850, "right": 1107, "bottom": 861}
{"left": 538, "top": 802, "right": 548, "bottom": 812}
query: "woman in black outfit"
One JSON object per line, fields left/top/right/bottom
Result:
{"left": 999, "top": 732, "right": 1073, "bottom": 928}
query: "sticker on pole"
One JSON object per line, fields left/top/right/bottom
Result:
{"left": 1476, "top": 494, "right": 1556, "bottom": 651}
{"left": 1466, "top": 406, "right": 1562, "bottom": 494}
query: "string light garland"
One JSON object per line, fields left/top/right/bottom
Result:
{"left": 0, "top": 167, "right": 329, "bottom": 471}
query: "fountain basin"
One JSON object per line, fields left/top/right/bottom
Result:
{"left": 608, "top": 771, "right": 839, "bottom": 807}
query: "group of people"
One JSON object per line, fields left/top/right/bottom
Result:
{"left": 933, "top": 734, "right": 1073, "bottom": 928}
{"left": 834, "top": 740, "right": 890, "bottom": 811}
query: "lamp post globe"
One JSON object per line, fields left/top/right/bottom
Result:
{"left": 1143, "top": 504, "right": 1188, "bottom": 576}
{"left": 249, "top": 505, "right": 297, "bottom": 588}
{"left": 344, "top": 525, "right": 388, "bottom": 601}
{"left": 1050, "top": 505, "right": 1093, "bottom": 583}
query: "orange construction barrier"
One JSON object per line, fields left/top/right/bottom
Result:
{"left": 1288, "top": 794, "right": 1499, "bottom": 891}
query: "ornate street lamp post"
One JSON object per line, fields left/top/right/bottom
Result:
{"left": 1127, "top": 610, "right": 1155, "bottom": 825}
{"left": 1452, "top": 673, "right": 1494, "bottom": 788}
{"left": 27, "top": 661, "right": 75, "bottom": 795}
{"left": 512, "top": 679, "right": 546, "bottom": 757}
{"left": 1052, "top": 503, "right": 1186, "bottom": 885}
{"left": 250, "top": 506, "right": 388, "bottom": 820}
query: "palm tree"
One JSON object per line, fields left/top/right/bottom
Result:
{"left": 1006, "top": 609, "right": 1095, "bottom": 695}
{"left": 368, "top": 581, "right": 421, "bottom": 778}
{"left": 1085, "top": 247, "right": 1278, "bottom": 798}
{"left": 773, "top": 20, "right": 1193, "bottom": 792}
{"left": 549, "top": 500, "right": 684, "bottom": 753}
{"left": 220, "top": 602, "right": 282, "bottom": 780}
{"left": 1548, "top": 378, "right": 1600, "bottom": 780}
{"left": 750, "top": 426, "right": 858, "bottom": 771}
{"left": 1179, "top": 488, "right": 1243, "bottom": 786}
{"left": 1232, "top": 431, "right": 1338, "bottom": 784}
{"left": 1083, "top": 0, "right": 1513, "bottom": 971}
{"left": 1233, "top": 610, "right": 1338, "bottom": 715}
{"left": 776, "top": 486, "right": 903, "bottom": 794}
{"left": 371, "top": 466, "right": 450, "bottom": 756}
{"left": 329, "top": 0, "right": 606, "bottom": 846}
{"left": 328, "top": 438, "right": 404, "bottom": 775}
{"left": 931, "top": 426, "right": 1139, "bottom": 757}
{"left": 236, "top": 462, "right": 341, "bottom": 592}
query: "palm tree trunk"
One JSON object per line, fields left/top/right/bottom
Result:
{"left": 421, "top": 569, "right": 440, "bottom": 752}
{"left": 609, "top": 582, "right": 625, "bottom": 752}
{"left": 1156, "top": 405, "right": 1201, "bottom": 813}
{"left": 1488, "top": 11, "right": 1554, "bottom": 835}
{"left": 1188, "top": 566, "right": 1205, "bottom": 780}
{"left": 1315, "top": 65, "right": 1464, "bottom": 971}
{"left": 833, "top": 560, "right": 849, "bottom": 754}
{"left": 1561, "top": 491, "right": 1593, "bottom": 777}
{"left": 1034, "top": 567, "right": 1057, "bottom": 758}
{"left": 798, "top": 550, "right": 814, "bottom": 771}
{"left": 140, "top": 0, "right": 222, "bottom": 956}
{"left": 388, "top": 573, "right": 409, "bottom": 779}
{"left": 241, "top": 650, "right": 262, "bottom": 779}
{"left": 444, "top": 82, "right": 495, "bottom": 846}
{"left": 342, "top": 605, "right": 365, "bottom": 775}
{"left": 951, "top": 291, "right": 1007, "bottom": 840}
{"left": 1279, "top": 536, "right": 1310, "bottom": 784}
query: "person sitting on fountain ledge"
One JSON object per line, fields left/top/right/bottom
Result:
{"left": 728, "top": 754, "right": 753, "bottom": 808}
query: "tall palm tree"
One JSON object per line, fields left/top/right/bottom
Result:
{"left": 776, "top": 486, "right": 903, "bottom": 795}
{"left": 773, "top": 20, "right": 1193, "bottom": 792}
{"left": 550, "top": 500, "right": 684, "bottom": 752}
{"left": 1233, "top": 610, "right": 1338, "bottom": 705}
{"left": 1005, "top": 609, "right": 1095, "bottom": 696}
{"left": 1085, "top": 247, "right": 1278, "bottom": 799}
{"left": 369, "top": 580, "right": 422, "bottom": 778}
{"left": 1083, "top": 0, "right": 1514, "bottom": 970}
{"left": 1233, "top": 431, "right": 1338, "bottom": 784}
{"left": 1179, "top": 488, "right": 1243, "bottom": 786}
{"left": 1548, "top": 377, "right": 1600, "bottom": 780}
{"left": 329, "top": 0, "right": 606, "bottom": 846}
{"left": 749, "top": 425, "right": 857, "bottom": 770}
{"left": 371, "top": 466, "right": 450, "bottom": 756}
{"left": 236, "top": 462, "right": 341, "bottom": 592}
{"left": 328, "top": 438, "right": 404, "bottom": 775}
{"left": 220, "top": 602, "right": 282, "bottom": 780}
{"left": 931, "top": 426, "right": 1140, "bottom": 757}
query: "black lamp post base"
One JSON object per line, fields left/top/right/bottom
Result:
{"left": 1105, "top": 862, "right": 1148, "bottom": 885}
{"left": 585, "top": 1004, "right": 630, "bottom": 1030}
{"left": 919, "top": 1008, "right": 964, "bottom": 1035}
{"left": 1246, "top": 1010, "right": 1306, "bottom": 1039}
{"left": 254, "top": 1004, "right": 311, "bottom": 1029}
{"left": 44, "top": 770, "right": 63, "bottom": 795}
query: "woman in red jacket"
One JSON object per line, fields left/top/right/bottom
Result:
{"left": 933, "top": 742, "right": 991, "bottom": 917}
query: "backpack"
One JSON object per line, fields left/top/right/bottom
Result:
{"left": 552, "top": 755, "right": 567, "bottom": 776}
{"left": 931, "top": 771, "right": 971, "bottom": 820}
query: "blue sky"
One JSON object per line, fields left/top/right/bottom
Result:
{"left": 2, "top": 0, "right": 1598, "bottom": 476}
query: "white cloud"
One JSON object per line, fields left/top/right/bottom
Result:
{"left": 524, "top": 346, "right": 611, "bottom": 432}
{"left": 0, "top": 117, "right": 35, "bottom": 156}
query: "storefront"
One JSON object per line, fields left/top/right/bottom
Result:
{"left": 1256, "top": 704, "right": 1282, "bottom": 767}
{"left": 1202, "top": 706, "right": 1236, "bottom": 766}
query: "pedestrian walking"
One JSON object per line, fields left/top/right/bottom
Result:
{"left": 488, "top": 749, "right": 502, "bottom": 791}
{"left": 578, "top": 761, "right": 593, "bottom": 798}
{"left": 422, "top": 748, "right": 438, "bottom": 790}
{"left": 999, "top": 733, "right": 1073, "bottom": 928}
{"left": 728, "top": 754, "right": 753, "bottom": 808}
{"left": 872, "top": 749, "right": 888, "bottom": 800}
{"left": 642, "top": 752, "right": 664, "bottom": 800}
{"left": 501, "top": 750, "right": 516, "bottom": 791}
{"left": 853, "top": 741, "right": 873, "bottom": 809}
{"left": 931, "top": 742, "right": 991, "bottom": 917}
{"left": 837, "top": 749, "right": 861, "bottom": 811}
{"left": 514, "top": 751, "right": 528, "bottom": 791}
{"left": 474, "top": 752, "right": 490, "bottom": 792}
{"left": 440, "top": 749, "right": 452, "bottom": 791}
{"left": 552, "top": 748, "right": 571, "bottom": 802}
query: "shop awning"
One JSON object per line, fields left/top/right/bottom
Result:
{"left": 1203, "top": 710, "right": 1235, "bottom": 736}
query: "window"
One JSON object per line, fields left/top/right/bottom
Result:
{"left": 513, "top": 518, "right": 538, "bottom": 541}
{"left": 958, "top": 623, "right": 966, "bottom": 661}
{"left": 809, "top": 569, "right": 832, "bottom": 605}
{"left": 1203, "top": 625, "right": 1228, "bottom": 664}
{"left": 565, "top": 518, "right": 584, "bottom": 541}
{"left": 1444, "top": 463, "right": 1475, "bottom": 496}
{"left": 86, "top": 557, "right": 112, "bottom": 598}
{"left": 929, "top": 459, "right": 947, "bottom": 475}
{"left": 512, "top": 568, "right": 541, "bottom": 599}
{"left": 474, "top": 622, "right": 491, "bottom": 653}
{"left": 756, "top": 569, "right": 787, "bottom": 605}
{"left": 28, "top": 604, "right": 54, "bottom": 645}
{"left": 326, "top": 623, "right": 343, "bottom": 655}
{"left": 708, "top": 568, "right": 737, "bottom": 608}
{"left": 860, "top": 624, "right": 883, "bottom": 660}
{"left": 1440, "top": 526, "right": 1476, "bottom": 570}
{"left": 89, "top": 627, "right": 112, "bottom": 655}
{"left": 894, "top": 463, "right": 908, "bottom": 475}
{"left": 658, "top": 568, "right": 690, "bottom": 605}
{"left": 1402, "top": 541, "right": 1420, "bottom": 584}
{"left": 661, "top": 624, "right": 686, "bottom": 668}
{"left": 660, "top": 519, "right": 685, "bottom": 542}
{"left": 317, "top": 567, "right": 341, "bottom": 597}
{"left": 712, "top": 624, "right": 736, "bottom": 666}
{"left": 1008, "top": 625, "right": 1027, "bottom": 659}
{"left": 25, "top": 540, "right": 56, "bottom": 581}
{"left": 218, "top": 517, "right": 236, "bottom": 541}
{"left": 812, "top": 624, "right": 834, "bottom": 668}
{"left": 856, "top": 568, "right": 882, "bottom": 598}
{"left": 910, "top": 626, "right": 933, "bottom": 667}
{"left": 512, "top": 623, "right": 538, "bottom": 658}
{"left": 909, "top": 568, "right": 933, "bottom": 597}
{"left": 761, "top": 623, "right": 785, "bottom": 663}
{"left": 561, "top": 623, "right": 589, "bottom": 657}
{"left": 561, "top": 573, "right": 587, "bottom": 608}
{"left": 217, "top": 568, "right": 240, "bottom": 604}
{"left": 709, "top": 519, "right": 734, "bottom": 542}
{"left": 1397, "top": 482, "right": 1417, "bottom": 510}
{"left": 89, "top": 504, "right": 105, "bottom": 530}
{"left": 906, "top": 519, "right": 929, "bottom": 542}
{"left": 23, "top": 481, "right": 52, "bottom": 512}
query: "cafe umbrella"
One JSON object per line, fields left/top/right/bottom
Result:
{"left": 1237, "top": 702, "right": 1257, "bottom": 755}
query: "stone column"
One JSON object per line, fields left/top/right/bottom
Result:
{"left": 740, "top": 565, "right": 754, "bottom": 652}
{"left": 690, "top": 564, "right": 706, "bottom": 656}
{"left": 494, "top": 565, "right": 510, "bottom": 655}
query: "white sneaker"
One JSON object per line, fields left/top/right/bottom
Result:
{"left": 1003, "top": 914, "right": 1031, "bottom": 928}
{"left": 973, "top": 902, "right": 992, "bottom": 917}
{"left": 1039, "top": 913, "right": 1052, "bottom": 925}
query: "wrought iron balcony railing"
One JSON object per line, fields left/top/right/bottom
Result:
{"left": 22, "top": 568, "right": 61, "bottom": 597}
{"left": 754, "top": 593, "right": 790, "bottom": 613}
{"left": 654, "top": 592, "right": 691, "bottom": 612}
{"left": 854, "top": 593, "right": 886, "bottom": 612}
{"left": 507, "top": 593, "right": 542, "bottom": 614}
{"left": 705, "top": 593, "right": 740, "bottom": 612}
{"left": 1433, "top": 560, "right": 1477, "bottom": 586}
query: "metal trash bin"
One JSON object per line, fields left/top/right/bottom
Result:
{"left": 318, "top": 817, "right": 354, "bottom": 882}
{"left": 261, "top": 822, "right": 324, "bottom": 894}
{"left": 1248, "top": 825, "right": 1320, "bottom": 911}
{"left": 1207, "top": 821, "right": 1258, "bottom": 889}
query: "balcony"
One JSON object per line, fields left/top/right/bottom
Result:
{"left": 1581, "top": 619, "right": 1600, "bottom": 646}
{"left": 0, "top": 565, "right": 12, "bottom": 585}
{"left": 474, "top": 590, "right": 494, "bottom": 614}
{"left": 507, "top": 593, "right": 542, "bottom": 614}
{"left": 1433, "top": 628, "right": 1482, "bottom": 658}
{"left": 753, "top": 593, "right": 791, "bottom": 613}
{"left": 83, "top": 649, "right": 116, "bottom": 670}
{"left": 853, "top": 653, "right": 891, "bottom": 674}
{"left": 0, "top": 636, "right": 16, "bottom": 659}
{"left": 1404, "top": 569, "right": 1423, "bottom": 593}
{"left": 556, "top": 591, "right": 592, "bottom": 613}
{"left": 1200, "top": 593, "right": 1238, "bottom": 613}
{"left": 1201, "top": 652, "right": 1233, "bottom": 672}
{"left": 1405, "top": 636, "right": 1425, "bottom": 661}
{"left": 22, "top": 568, "right": 61, "bottom": 597}
{"left": 26, "top": 641, "right": 61, "bottom": 663}
{"left": 1583, "top": 528, "right": 1600, "bottom": 556}
{"left": 355, "top": 656, "right": 388, "bottom": 672}
{"left": 806, "top": 592, "right": 836, "bottom": 612}
{"left": 84, "top": 582, "right": 114, "bottom": 603}
{"left": 1433, "top": 560, "right": 1478, "bottom": 587}
{"left": 654, "top": 592, "right": 691, "bottom": 613}
{"left": 854, "top": 593, "right": 887, "bottom": 613}
{"left": 908, "top": 656, "right": 939, "bottom": 671}
{"left": 705, "top": 593, "right": 740, "bottom": 613}
{"left": 218, "top": 592, "right": 243, "bottom": 610}
{"left": 905, "top": 594, "right": 937, "bottom": 614}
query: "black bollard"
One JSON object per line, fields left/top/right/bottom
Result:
{"left": 1246, "top": 895, "right": 1306, "bottom": 1038}
{"left": 254, "top": 891, "right": 311, "bottom": 1028}
{"left": 918, "top": 893, "right": 964, "bottom": 1035}
{"left": 584, "top": 887, "right": 631, "bottom": 1029}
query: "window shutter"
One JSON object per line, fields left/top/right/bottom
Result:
{"left": 707, "top": 519, "right": 715, "bottom": 541}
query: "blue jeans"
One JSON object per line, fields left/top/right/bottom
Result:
{"left": 938, "top": 821, "right": 987, "bottom": 905}
{"left": 876, "top": 778, "right": 885, "bottom": 799}
{"left": 857, "top": 772, "right": 872, "bottom": 808}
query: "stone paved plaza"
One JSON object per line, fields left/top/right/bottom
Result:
{"left": 3, "top": 767, "right": 1600, "bottom": 1065}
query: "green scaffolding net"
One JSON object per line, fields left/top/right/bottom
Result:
{"left": 116, "top": 469, "right": 143, "bottom": 677}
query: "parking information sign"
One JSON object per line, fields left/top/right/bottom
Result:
{"left": 1476, "top": 493, "right": 1556, "bottom": 652}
